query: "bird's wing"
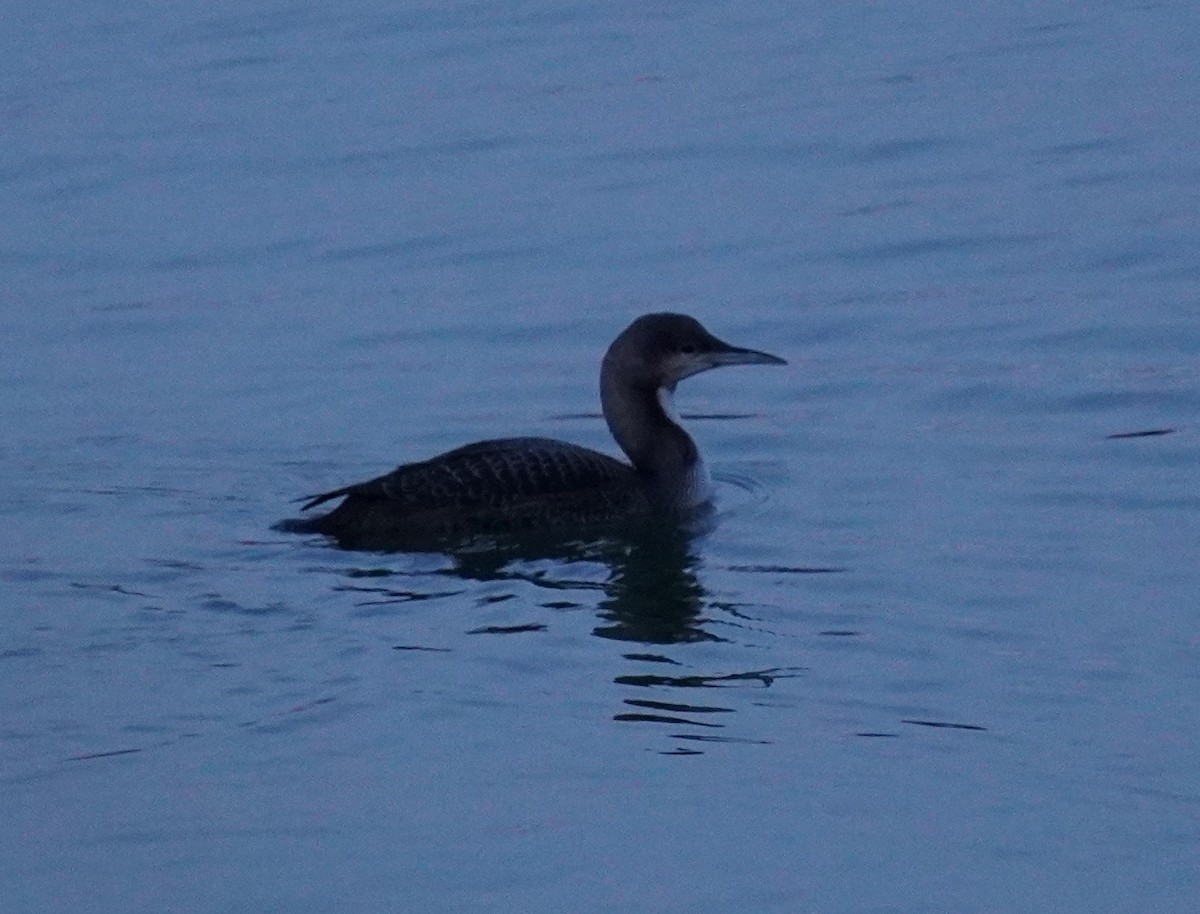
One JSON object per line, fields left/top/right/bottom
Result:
{"left": 301, "top": 437, "right": 636, "bottom": 513}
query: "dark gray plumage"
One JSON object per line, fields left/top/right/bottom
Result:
{"left": 279, "top": 313, "right": 785, "bottom": 548}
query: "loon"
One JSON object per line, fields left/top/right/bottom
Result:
{"left": 280, "top": 313, "right": 785, "bottom": 548}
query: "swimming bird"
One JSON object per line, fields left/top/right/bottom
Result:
{"left": 279, "top": 313, "right": 785, "bottom": 548}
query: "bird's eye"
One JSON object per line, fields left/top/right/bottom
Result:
{"left": 681, "top": 344, "right": 696, "bottom": 355}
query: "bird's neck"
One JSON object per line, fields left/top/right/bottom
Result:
{"left": 600, "top": 376, "right": 710, "bottom": 506}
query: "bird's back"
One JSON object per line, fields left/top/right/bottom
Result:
{"left": 286, "top": 437, "right": 651, "bottom": 548}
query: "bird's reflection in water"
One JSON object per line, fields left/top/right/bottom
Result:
{"left": 378, "top": 512, "right": 715, "bottom": 644}
{"left": 324, "top": 511, "right": 798, "bottom": 752}
{"left": 589, "top": 519, "right": 711, "bottom": 644}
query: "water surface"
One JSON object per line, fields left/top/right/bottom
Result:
{"left": 3, "top": 2, "right": 1199, "bottom": 912}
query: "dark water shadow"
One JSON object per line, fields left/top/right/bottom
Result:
{"left": 1106, "top": 427, "right": 1175, "bottom": 439}
{"left": 590, "top": 520, "right": 710, "bottom": 645}
{"left": 306, "top": 512, "right": 817, "bottom": 753}
{"left": 320, "top": 510, "right": 719, "bottom": 644}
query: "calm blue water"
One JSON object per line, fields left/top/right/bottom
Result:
{"left": 3, "top": 2, "right": 1200, "bottom": 911}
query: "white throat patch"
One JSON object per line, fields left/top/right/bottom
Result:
{"left": 656, "top": 386, "right": 684, "bottom": 428}
{"left": 656, "top": 386, "right": 713, "bottom": 507}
